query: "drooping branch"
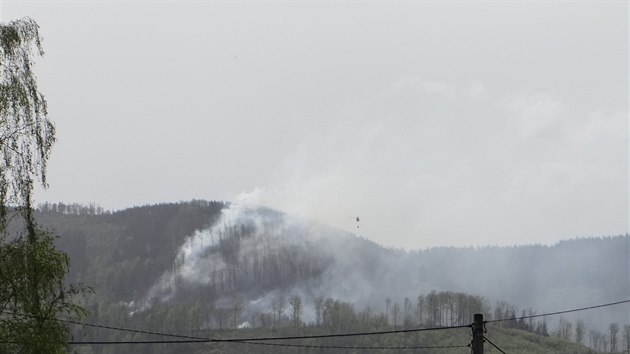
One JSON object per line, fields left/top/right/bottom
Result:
{"left": 0, "top": 17, "right": 55, "bottom": 229}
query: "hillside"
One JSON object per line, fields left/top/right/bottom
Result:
{"left": 36, "top": 200, "right": 227, "bottom": 301}
{"left": 34, "top": 200, "right": 630, "bottom": 353}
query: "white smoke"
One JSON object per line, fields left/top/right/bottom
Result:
{"left": 130, "top": 190, "right": 327, "bottom": 314}
{"left": 127, "top": 196, "right": 630, "bottom": 335}
{"left": 131, "top": 191, "right": 266, "bottom": 312}
{"left": 237, "top": 321, "right": 251, "bottom": 329}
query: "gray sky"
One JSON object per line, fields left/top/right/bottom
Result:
{"left": 2, "top": 1, "right": 628, "bottom": 249}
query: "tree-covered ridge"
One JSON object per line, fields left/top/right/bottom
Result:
{"left": 33, "top": 201, "right": 630, "bottom": 353}
{"left": 37, "top": 200, "right": 628, "bottom": 313}
{"left": 36, "top": 200, "right": 227, "bottom": 301}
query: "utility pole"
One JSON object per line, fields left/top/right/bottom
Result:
{"left": 472, "top": 313, "right": 484, "bottom": 354}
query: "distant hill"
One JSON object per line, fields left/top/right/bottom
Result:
{"left": 35, "top": 201, "right": 629, "bottom": 353}
{"left": 36, "top": 200, "right": 227, "bottom": 301}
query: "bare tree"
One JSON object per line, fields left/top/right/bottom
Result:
{"left": 392, "top": 302, "right": 401, "bottom": 330}
{"left": 416, "top": 294, "right": 425, "bottom": 326}
{"left": 289, "top": 294, "right": 302, "bottom": 327}
{"left": 591, "top": 330, "right": 602, "bottom": 351}
{"left": 622, "top": 324, "right": 630, "bottom": 354}
{"left": 403, "top": 297, "right": 412, "bottom": 328}
{"left": 557, "top": 317, "right": 572, "bottom": 341}
{"left": 610, "top": 323, "right": 619, "bottom": 352}
{"left": 575, "top": 319, "right": 585, "bottom": 344}
{"left": 271, "top": 293, "right": 285, "bottom": 326}
{"left": 314, "top": 296, "right": 324, "bottom": 326}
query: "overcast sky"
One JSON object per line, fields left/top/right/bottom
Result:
{"left": 2, "top": 1, "right": 628, "bottom": 249}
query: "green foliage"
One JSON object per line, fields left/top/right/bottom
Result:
{"left": 0, "top": 228, "right": 89, "bottom": 354}
{"left": 0, "top": 17, "right": 88, "bottom": 353}
{"left": 0, "top": 17, "right": 54, "bottom": 223}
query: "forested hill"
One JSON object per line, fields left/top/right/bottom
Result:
{"left": 35, "top": 201, "right": 629, "bottom": 333}
{"left": 35, "top": 200, "right": 227, "bottom": 301}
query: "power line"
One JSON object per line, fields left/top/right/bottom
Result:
{"left": 239, "top": 341, "right": 471, "bottom": 350}
{"left": 0, "top": 311, "right": 207, "bottom": 341}
{"left": 67, "top": 340, "right": 206, "bottom": 345}
{"left": 62, "top": 339, "right": 470, "bottom": 350}
{"left": 9, "top": 298, "right": 626, "bottom": 349}
{"left": 483, "top": 336, "right": 507, "bottom": 354}
{"left": 486, "top": 299, "right": 630, "bottom": 324}
{"left": 2, "top": 310, "right": 470, "bottom": 342}
{"left": 220, "top": 324, "right": 472, "bottom": 342}
{"left": 2, "top": 311, "right": 471, "bottom": 350}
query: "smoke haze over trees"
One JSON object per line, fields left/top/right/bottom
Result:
{"left": 1, "top": 2, "right": 626, "bottom": 353}
{"left": 34, "top": 200, "right": 630, "bottom": 353}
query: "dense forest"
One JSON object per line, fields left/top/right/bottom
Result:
{"left": 33, "top": 201, "right": 630, "bottom": 353}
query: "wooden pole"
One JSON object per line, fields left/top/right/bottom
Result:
{"left": 472, "top": 313, "right": 484, "bottom": 354}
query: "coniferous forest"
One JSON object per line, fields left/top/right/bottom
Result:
{"left": 32, "top": 201, "right": 630, "bottom": 354}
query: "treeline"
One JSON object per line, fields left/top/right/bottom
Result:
{"left": 36, "top": 199, "right": 227, "bottom": 216}
{"left": 37, "top": 201, "right": 108, "bottom": 215}
{"left": 72, "top": 291, "right": 489, "bottom": 354}
{"left": 490, "top": 302, "right": 630, "bottom": 353}
{"left": 98, "top": 291, "right": 490, "bottom": 333}
{"left": 71, "top": 291, "right": 616, "bottom": 354}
